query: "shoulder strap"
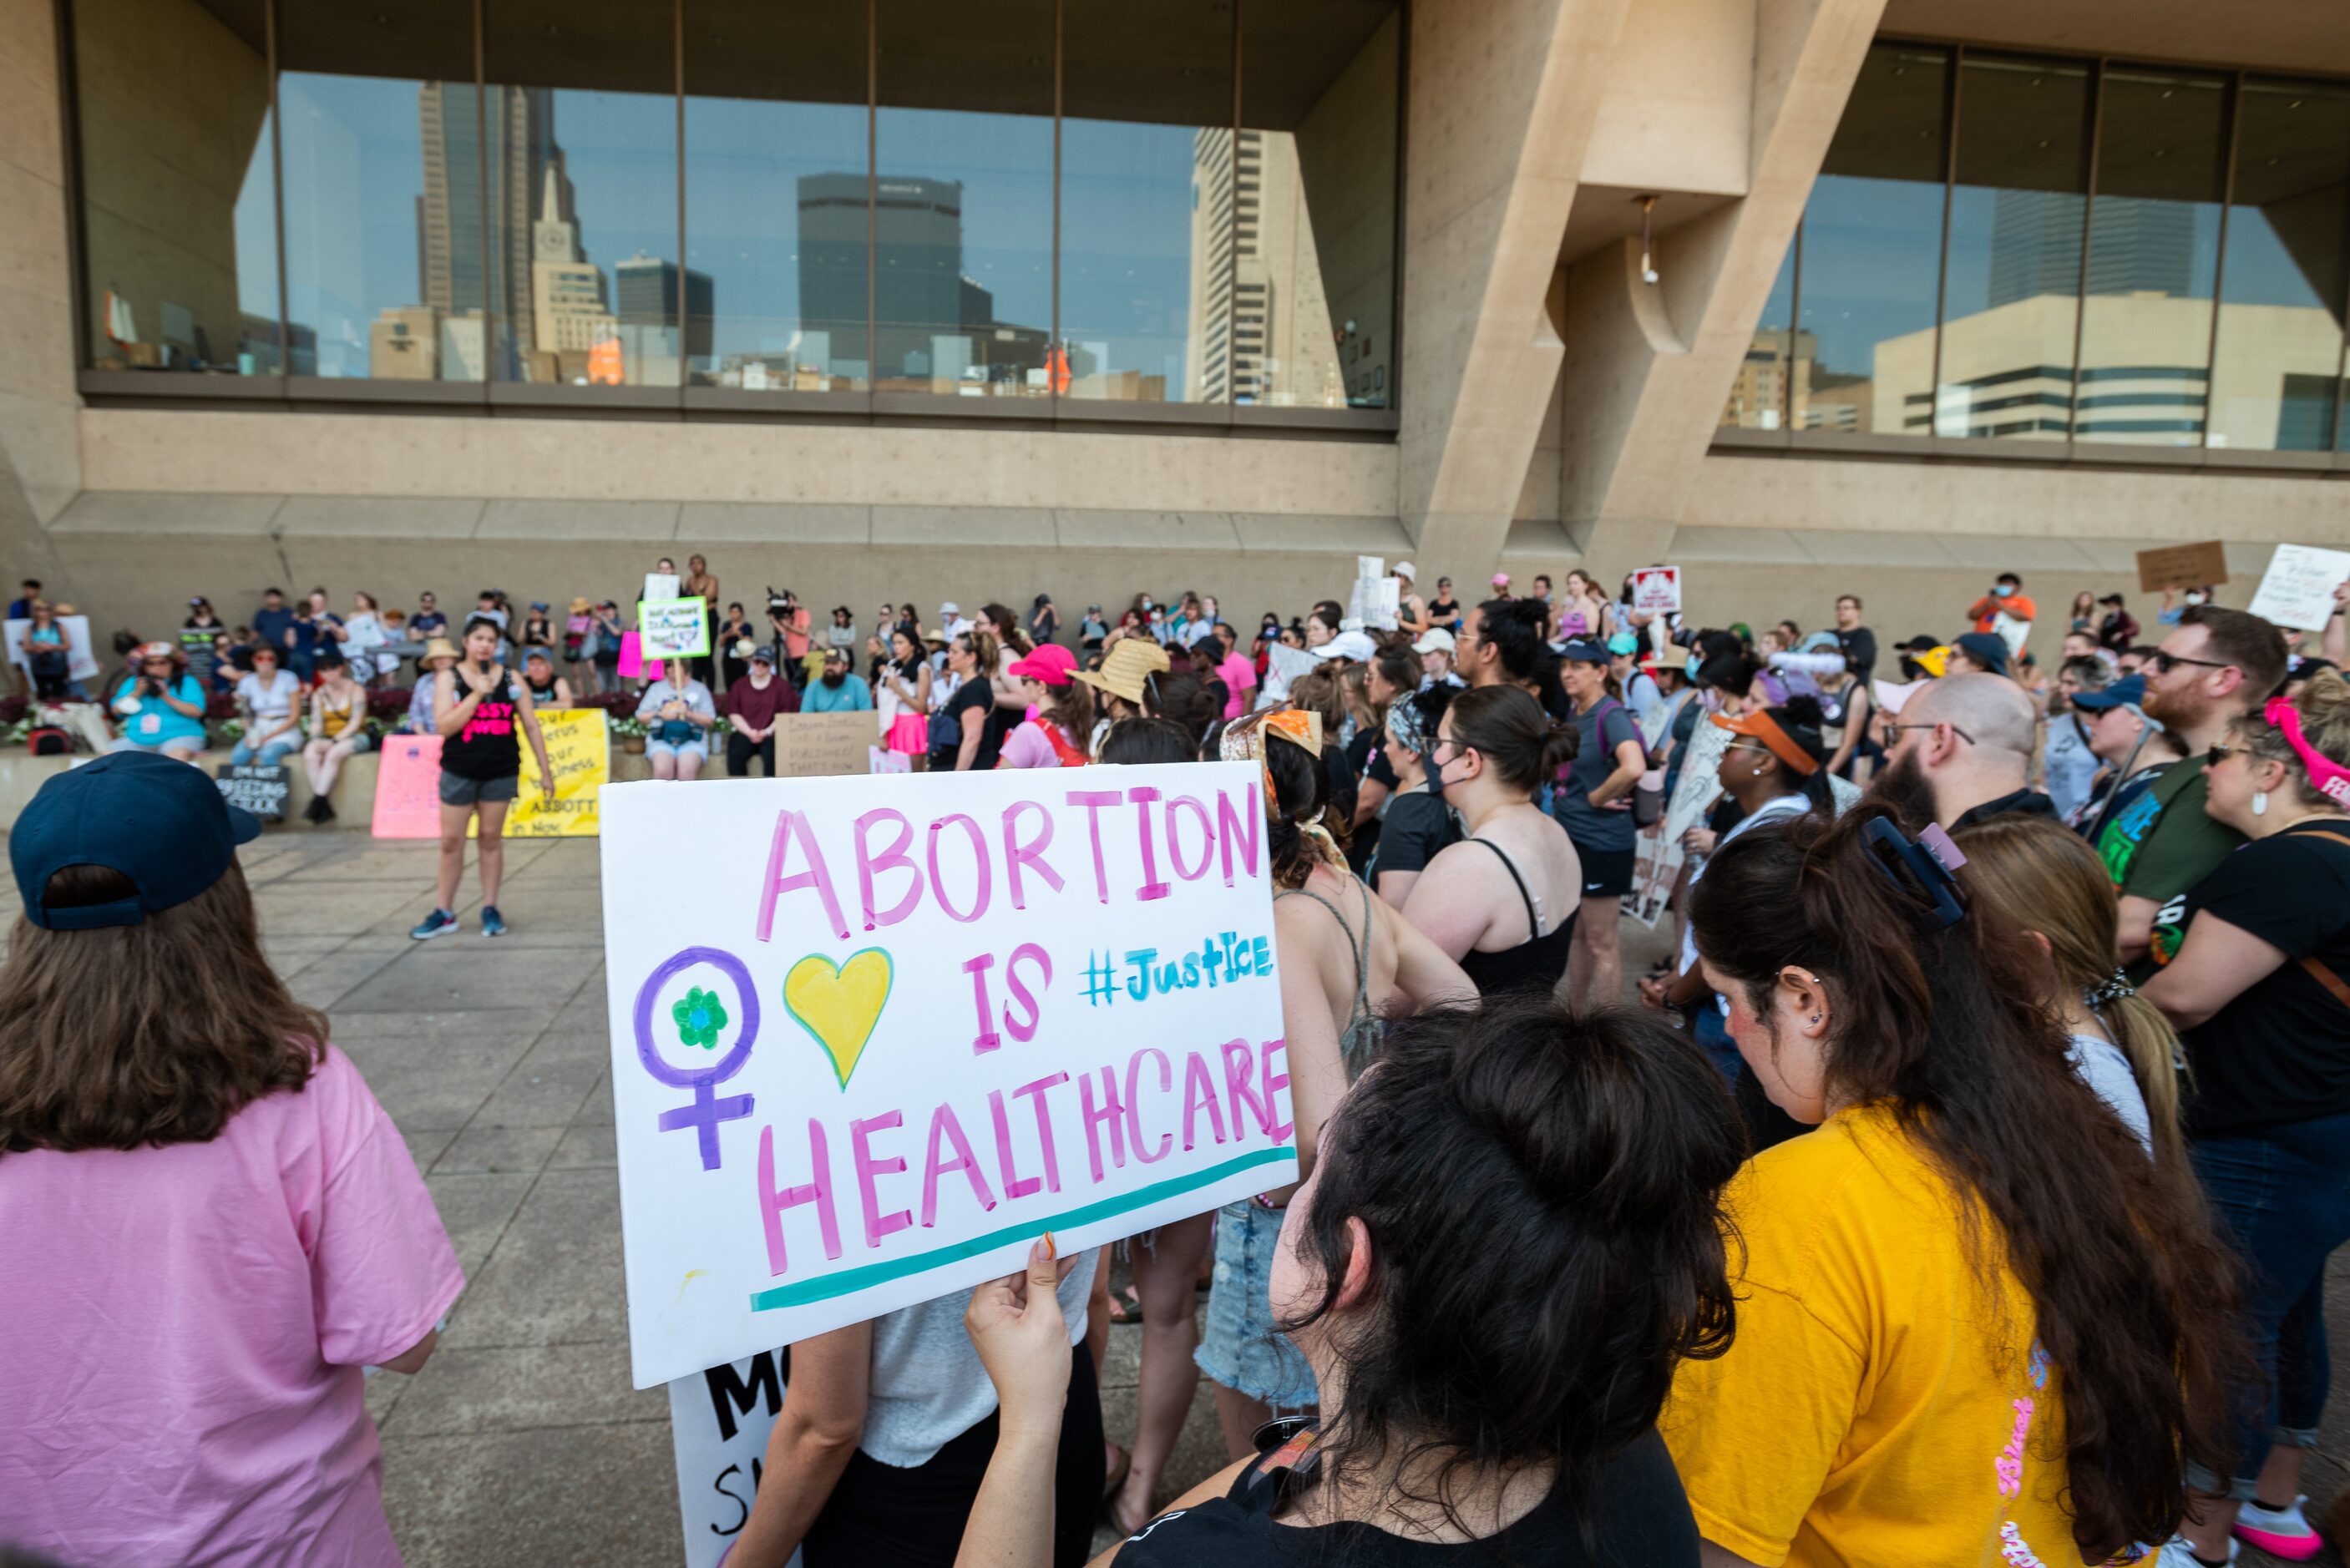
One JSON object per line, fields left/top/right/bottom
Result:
{"left": 1470, "top": 837, "right": 1542, "bottom": 936}
{"left": 2277, "top": 830, "right": 2350, "bottom": 1010}
{"left": 1276, "top": 884, "right": 1368, "bottom": 1004}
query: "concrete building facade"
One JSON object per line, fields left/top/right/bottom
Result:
{"left": 3, "top": 0, "right": 2347, "bottom": 656}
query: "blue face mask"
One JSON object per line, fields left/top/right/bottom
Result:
{"left": 1993, "top": 584, "right": 2014, "bottom": 599}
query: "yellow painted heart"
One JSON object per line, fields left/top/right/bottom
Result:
{"left": 784, "top": 948, "right": 894, "bottom": 1090}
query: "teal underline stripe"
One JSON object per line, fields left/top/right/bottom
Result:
{"left": 747, "top": 1145, "right": 1295, "bottom": 1313}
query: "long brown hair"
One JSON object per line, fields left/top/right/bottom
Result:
{"left": 1689, "top": 807, "right": 2244, "bottom": 1560}
{"left": 0, "top": 862, "right": 326, "bottom": 1154}
{"left": 1952, "top": 816, "right": 2188, "bottom": 1168}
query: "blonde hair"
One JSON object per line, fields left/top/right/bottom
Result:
{"left": 2241, "top": 667, "right": 2350, "bottom": 814}
{"left": 1286, "top": 666, "right": 1348, "bottom": 735}
{"left": 1952, "top": 816, "right": 2186, "bottom": 1168}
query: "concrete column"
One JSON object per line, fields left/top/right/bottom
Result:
{"left": 1556, "top": 0, "right": 1885, "bottom": 574}
{"left": 1396, "top": 0, "right": 1633, "bottom": 572}
{"left": 0, "top": 0, "right": 82, "bottom": 589}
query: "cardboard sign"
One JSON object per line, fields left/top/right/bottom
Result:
{"left": 600, "top": 763, "right": 1297, "bottom": 1388}
{"left": 372, "top": 733, "right": 445, "bottom": 838}
{"left": 1630, "top": 566, "right": 1682, "bottom": 615}
{"left": 2247, "top": 544, "right": 2350, "bottom": 633}
{"left": 666, "top": 1351, "right": 802, "bottom": 1568}
{"left": 216, "top": 763, "right": 290, "bottom": 822}
{"left": 491, "top": 708, "right": 609, "bottom": 838}
{"left": 641, "top": 599, "right": 712, "bottom": 661}
{"left": 2136, "top": 540, "right": 2230, "bottom": 594}
{"left": 776, "top": 710, "right": 874, "bottom": 777}
{"left": 4, "top": 615, "right": 103, "bottom": 683}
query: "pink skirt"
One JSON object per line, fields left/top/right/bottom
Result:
{"left": 886, "top": 714, "right": 928, "bottom": 755}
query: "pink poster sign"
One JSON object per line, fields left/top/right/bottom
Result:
{"left": 617, "top": 630, "right": 646, "bottom": 680}
{"left": 371, "top": 733, "right": 444, "bottom": 838}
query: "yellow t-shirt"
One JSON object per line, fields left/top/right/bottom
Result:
{"left": 1662, "top": 1103, "right": 2104, "bottom": 1568}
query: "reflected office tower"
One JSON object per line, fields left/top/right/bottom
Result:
{"left": 530, "top": 161, "right": 614, "bottom": 380}
{"left": 418, "top": 83, "right": 555, "bottom": 375}
{"left": 615, "top": 254, "right": 713, "bottom": 385}
{"left": 1183, "top": 129, "right": 1342, "bottom": 407}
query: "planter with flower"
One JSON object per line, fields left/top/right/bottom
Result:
{"left": 609, "top": 714, "right": 648, "bottom": 754}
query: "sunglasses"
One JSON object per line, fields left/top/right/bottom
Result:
{"left": 2151, "top": 649, "right": 2231, "bottom": 675}
{"left": 2206, "top": 740, "right": 2239, "bottom": 767}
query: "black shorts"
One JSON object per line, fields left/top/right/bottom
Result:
{"left": 438, "top": 770, "right": 519, "bottom": 807}
{"left": 1574, "top": 843, "right": 1635, "bottom": 898}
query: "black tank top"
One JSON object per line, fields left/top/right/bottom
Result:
{"left": 441, "top": 664, "right": 523, "bottom": 780}
{"left": 1456, "top": 837, "right": 1577, "bottom": 997}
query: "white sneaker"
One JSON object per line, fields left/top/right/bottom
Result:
{"left": 2155, "top": 1535, "right": 2237, "bottom": 1568}
{"left": 2234, "top": 1495, "right": 2322, "bottom": 1562}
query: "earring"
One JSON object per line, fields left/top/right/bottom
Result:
{"left": 2253, "top": 790, "right": 2269, "bottom": 817}
{"left": 1809, "top": 1014, "right": 1821, "bottom": 1024}
{"left": 1754, "top": 765, "right": 1765, "bottom": 776}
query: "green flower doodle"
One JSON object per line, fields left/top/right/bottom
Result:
{"left": 671, "top": 987, "right": 729, "bottom": 1050}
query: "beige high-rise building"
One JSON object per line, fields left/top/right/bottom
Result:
{"left": 367, "top": 307, "right": 440, "bottom": 382}
{"left": 1184, "top": 129, "right": 1345, "bottom": 408}
{"left": 529, "top": 164, "right": 615, "bottom": 366}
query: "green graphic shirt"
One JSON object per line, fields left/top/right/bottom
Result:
{"left": 2114, "top": 764, "right": 2242, "bottom": 974}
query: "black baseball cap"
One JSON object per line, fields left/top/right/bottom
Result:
{"left": 1952, "top": 631, "right": 2011, "bottom": 675}
{"left": 12, "top": 751, "right": 261, "bottom": 929}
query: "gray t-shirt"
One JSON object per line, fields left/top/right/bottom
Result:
{"left": 1554, "top": 696, "right": 1643, "bottom": 853}
{"left": 2068, "top": 1032, "right": 2152, "bottom": 1155}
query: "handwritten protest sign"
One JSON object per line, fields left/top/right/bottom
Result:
{"left": 372, "top": 734, "right": 443, "bottom": 837}
{"left": 667, "top": 1351, "right": 801, "bottom": 1568}
{"left": 641, "top": 599, "right": 712, "bottom": 660}
{"left": 215, "top": 764, "right": 289, "bottom": 822}
{"left": 601, "top": 764, "right": 1297, "bottom": 1388}
{"left": 3, "top": 615, "right": 101, "bottom": 683}
{"left": 645, "top": 571, "right": 681, "bottom": 608}
{"left": 2136, "top": 540, "right": 2229, "bottom": 594}
{"left": 1630, "top": 566, "right": 1682, "bottom": 615}
{"left": 2248, "top": 544, "right": 2350, "bottom": 632}
{"left": 489, "top": 708, "right": 608, "bottom": 837}
{"left": 776, "top": 711, "right": 874, "bottom": 777}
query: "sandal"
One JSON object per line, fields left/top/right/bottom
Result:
{"left": 1107, "top": 1480, "right": 1157, "bottom": 1537}
{"left": 1100, "top": 1443, "right": 1132, "bottom": 1505}
{"left": 1107, "top": 1284, "right": 1146, "bottom": 1326}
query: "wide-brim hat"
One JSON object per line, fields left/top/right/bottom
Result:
{"left": 1073, "top": 637, "right": 1171, "bottom": 706}
{"left": 421, "top": 636, "right": 463, "bottom": 665}
{"left": 569, "top": 596, "right": 592, "bottom": 615}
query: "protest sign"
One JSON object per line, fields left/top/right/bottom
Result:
{"left": 600, "top": 763, "right": 1298, "bottom": 1388}
{"left": 618, "top": 631, "right": 646, "bottom": 680}
{"left": 641, "top": 599, "right": 712, "bottom": 660}
{"left": 776, "top": 711, "right": 874, "bottom": 777}
{"left": 216, "top": 764, "right": 290, "bottom": 822}
{"left": 4, "top": 615, "right": 102, "bottom": 683}
{"left": 869, "top": 747, "right": 912, "bottom": 775}
{"left": 2248, "top": 544, "right": 2350, "bottom": 632}
{"left": 372, "top": 734, "right": 444, "bottom": 837}
{"left": 1629, "top": 566, "right": 1682, "bottom": 615}
{"left": 2136, "top": 540, "right": 2230, "bottom": 594}
{"left": 645, "top": 571, "right": 681, "bottom": 608}
{"left": 667, "top": 1351, "right": 801, "bottom": 1568}
{"left": 1262, "top": 641, "right": 1317, "bottom": 703}
{"left": 490, "top": 708, "right": 608, "bottom": 837}
{"left": 1622, "top": 823, "right": 1684, "bottom": 930}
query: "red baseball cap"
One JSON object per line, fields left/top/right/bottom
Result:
{"left": 1005, "top": 645, "right": 1077, "bottom": 685}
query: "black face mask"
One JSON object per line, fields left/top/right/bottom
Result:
{"left": 822, "top": 671, "right": 846, "bottom": 689}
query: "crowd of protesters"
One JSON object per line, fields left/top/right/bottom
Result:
{"left": 8, "top": 547, "right": 2350, "bottom": 1568}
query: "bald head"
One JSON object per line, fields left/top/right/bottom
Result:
{"left": 1907, "top": 672, "right": 2035, "bottom": 761}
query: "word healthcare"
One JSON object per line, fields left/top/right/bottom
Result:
{"left": 600, "top": 763, "right": 1298, "bottom": 1388}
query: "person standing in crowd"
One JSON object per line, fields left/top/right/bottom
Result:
{"left": 1426, "top": 575, "right": 1461, "bottom": 631}
{"left": 996, "top": 644, "right": 1092, "bottom": 768}
{"left": 2098, "top": 591, "right": 2141, "bottom": 655}
{"left": 1668, "top": 805, "right": 2241, "bottom": 1568}
{"left": 874, "top": 628, "right": 932, "bottom": 760}
{"left": 519, "top": 645, "right": 571, "bottom": 710}
{"left": 296, "top": 649, "right": 371, "bottom": 823}
{"left": 1391, "top": 561, "right": 1428, "bottom": 636}
{"left": 1201, "top": 711, "right": 1471, "bottom": 1456}
{"left": 722, "top": 647, "right": 797, "bottom": 777}
{"left": 1554, "top": 639, "right": 1646, "bottom": 1006}
{"left": 1401, "top": 686, "right": 1582, "bottom": 997}
{"left": 342, "top": 591, "right": 393, "bottom": 685}
{"left": 589, "top": 600, "right": 625, "bottom": 696}
{"left": 1557, "top": 569, "right": 1613, "bottom": 642}
{"left": 1952, "top": 816, "right": 2172, "bottom": 1160}
{"left": 232, "top": 645, "right": 303, "bottom": 767}
{"left": 1967, "top": 570, "right": 2037, "bottom": 635}
{"left": 2143, "top": 670, "right": 2350, "bottom": 1566}
{"left": 403, "top": 636, "right": 460, "bottom": 735}
{"left": 636, "top": 657, "right": 717, "bottom": 781}
{"left": 252, "top": 586, "right": 295, "bottom": 660}
{"left": 804, "top": 645, "right": 873, "bottom": 713}
{"left": 1213, "top": 623, "right": 1257, "bottom": 719}
{"left": 518, "top": 600, "right": 555, "bottom": 654}
{"left": 207, "top": 630, "right": 242, "bottom": 698}
{"left": 942, "top": 631, "right": 1008, "bottom": 770}
{"left": 2043, "top": 655, "right": 2111, "bottom": 822}
{"left": 683, "top": 554, "right": 721, "bottom": 682}
{"left": 23, "top": 598, "right": 70, "bottom": 701}
{"left": 564, "top": 596, "right": 595, "bottom": 688}
{"left": 2112, "top": 605, "right": 2289, "bottom": 969}
{"left": 1365, "top": 685, "right": 1460, "bottom": 908}
{"left": 412, "top": 617, "right": 555, "bottom": 941}
{"left": 1817, "top": 645, "right": 1875, "bottom": 784}
{"left": 1073, "top": 636, "right": 1172, "bottom": 740}
{"left": 2072, "top": 673, "right": 2182, "bottom": 844}
{"left": 1078, "top": 604, "right": 1109, "bottom": 653}
{"left": 955, "top": 998, "right": 1740, "bottom": 1568}
{"left": 1454, "top": 597, "right": 1566, "bottom": 718}
{"left": 106, "top": 641, "right": 207, "bottom": 764}
{"left": 1413, "top": 626, "right": 1463, "bottom": 688}
{"left": 7, "top": 575, "right": 39, "bottom": 620}
{"left": 0, "top": 753, "right": 463, "bottom": 1568}
{"left": 715, "top": 602, "right": 757, "bottom": 691}
{"left": 1871, "top": 671, "right": 2052, "bottom": 829}
{"left": 409, "top": 590, "right": 447, "bottom": 640}
{"left": 771, "top": 589, "right": 816, "bottom": 687}
{"left": 827, "top": 604, "right": 859, "bottom": 667}
{"left": 1942, "top": 630, "right": 2011, "bottom": 679}
{"left": 180, "top": 595, "right": 225, "bottom": 687}
{"left": 1027, "top": 593, "right": 1060, "bottom": 649}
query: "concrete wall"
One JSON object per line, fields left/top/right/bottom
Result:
{"left": 0, "top": 0, "right": 81, "bottom": 541}
{"left": 1294, "top": 11, "right": 1401, "bottom": 408}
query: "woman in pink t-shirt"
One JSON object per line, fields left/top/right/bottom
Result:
{"left": 0, "top": 751, "right": 463, "bottom": 1568}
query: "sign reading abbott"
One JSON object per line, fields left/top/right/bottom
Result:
{"left": 601, "top": 764, "right": 1296, "bottom": 1388}
{"left": 486, "top": 708, "right": 608, "bottom": 838}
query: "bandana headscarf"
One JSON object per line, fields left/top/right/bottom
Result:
{"left": 1221, "top": 710, "right": 1345, "bottom": 869}
{"left": 1385, "top": 696, "right": 1431, "bottom": 759}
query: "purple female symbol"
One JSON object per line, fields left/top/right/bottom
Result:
{"left": 634, "top": 946, "right": 760, "bottom": 1171}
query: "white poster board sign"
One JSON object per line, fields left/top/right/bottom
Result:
{"left": 666, "top": 1351, "right": 801, "bottom": 1568}
{"left": 601, "top": 763, "right": 1297, "bottom": 1388}
{"left": 3, "top": 616, "right": 102, "bottom": 683}
{"left": 1261, "top": 641, "right": 1318, "bottom": 704}
{"left": 645, "top": 571, "right": 681, "bottom": 608}
{"left": 641, "top": 597, "right": 712, "bottom": 660}
{"left": 2248, "top": 544, "right": 2350, "bottom": 633}
{"left": 1629, "top": 566, "right": 1682, "bottom": 616}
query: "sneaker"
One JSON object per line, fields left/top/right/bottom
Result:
{"left": 2236, "top": 1496, "right": 2322, "bottom": 1561}
{"left": 409, "top": 908, "right": 460, "bottom": 941}
{"left": 2156, "top": 1535, "right": 2239, "bottom": 1568}
{"left": 479, "top": 905, "right": 508, "bottom": 938}
{"left": 314, "top": 796, "right": 336, "bottom": 823}
{"left": 301, "top": 795, "right": 329, "bottom": 824}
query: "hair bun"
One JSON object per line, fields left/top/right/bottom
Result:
{"left": 1780, "top": 694, "right": 1825, "bottom": 731}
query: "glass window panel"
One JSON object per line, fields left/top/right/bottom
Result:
{"left": 1937, "top": 54, "right": 2090, "bottom": 441}
{"left": 1792, "top": 42, "right": 1947, "bottom": 435}
{"left": 2210, "top": 78, "right": 2350, "bottom": 453}
{"left": 2075, "top": 68, "right": 2227, "bottom": 447}
{"left": 1724, "top": 240, "right": 1795, "bottom": 429}
{"left": 1236, "top": 0, "right": 1398, "bottom": 408}
{"left": 74, "top": 0, "right": 278, "bottom": 374}
{"left": 281, "top": 0, "right": 479, "bottom": 380}
{"left": 874, "top": 0, "right": 1052, "bottom": 398}
{"left": 684, "top": 0, "right": 868, "bottom": 393}
{"left": 483, "top": 0, "right": 681, "bottom": 387}
{"left": 1061, "top": 0, "right": 1233, "bottom": 405}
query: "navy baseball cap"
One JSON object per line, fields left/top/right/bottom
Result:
{"left": 12, "top": 751, "right": 261, "bottom": 929}
{"left": 1952, "top": 631, "right": 2010, "bottom": 675}
{"left": 1560, "top": 639, "right": 1610, "bottom": 665}
{"left": 2071, "top": 673, "right": 2161, "bottom": 728}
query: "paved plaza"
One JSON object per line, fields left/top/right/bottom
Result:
{"left": 220, "top": 831, "right": 2350, "bottom": 1567}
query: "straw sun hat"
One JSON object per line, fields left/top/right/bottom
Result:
{"left": 1072, "top": 636, "right": 1172, "bottom": 706}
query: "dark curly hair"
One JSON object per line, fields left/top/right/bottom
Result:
{"left": 1283, "top": 997, "right": 1743, "bottom": 1537}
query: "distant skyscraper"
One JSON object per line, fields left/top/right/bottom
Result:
{"left": 613, "top": 253, "right": 713, "bottom": 383}
{"left": 1988, "top": 189, "right": 2194, "bottom": 308}
{"left": 1183, "top": 129, "right": 1342, "bottom": 407}
{"left": 418, "top": 83, "right": 555, "bottom": 374}
{"left": 798, "top": 172, "right": 869, "bottom": 376}
{"left": 530, "top": 161, "right": 613, "bottom": 363}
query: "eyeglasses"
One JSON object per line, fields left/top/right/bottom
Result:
{"left": 1885, "top": 721, "right": 1978, "bottom": 746}
{"left": 2151, "top": 649, "right": 2231, "bottom": 675}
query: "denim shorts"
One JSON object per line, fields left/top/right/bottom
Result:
{"left": 438, "top": 771, "right": 519, "bottom": 807}
{"left": 1193, "top": 1201, "right": 1317, "bottom": 1409}
{"left": 646, "top": 736, "right": 709, "bottom": 760}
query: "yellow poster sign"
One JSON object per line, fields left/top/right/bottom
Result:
{"left": 470, "top": 708, "right": 609, "bottom": 837}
